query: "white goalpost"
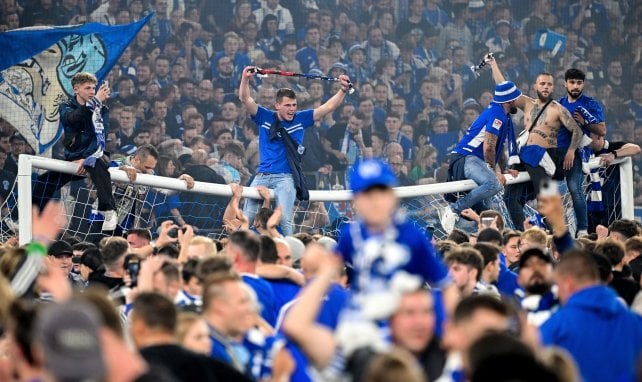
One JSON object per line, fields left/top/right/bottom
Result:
{"left": 12, "top": 154, "right": 635, "bottom": 245}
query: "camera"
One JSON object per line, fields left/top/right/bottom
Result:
{"left": 167, "top": 226, "right": 187, "bottom": 238}
{"left": 123, "top": 254, "right": 141, "bottom": 288}
{"left": 539, "top": 179, "right": 559, "bottom": 197}
{"left": 127, "top": 261, "right": 140, "bottom": 287}
{"left": 481, "top": 217, "right": 494, "bottom": 228}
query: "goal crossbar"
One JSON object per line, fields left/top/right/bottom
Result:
{"left": 17, "top": 154, "right": 634, "bottom": 244}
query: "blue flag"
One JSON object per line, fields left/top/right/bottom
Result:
{"left": 0, "top": 14, "right": 151, "bottom": 155}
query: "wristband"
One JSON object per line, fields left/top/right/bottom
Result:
{"left": 26, "top": 241, "right": 47, "bottom": 256}
{"left": 612, "top": 150, "right": 618, "bottom": 158}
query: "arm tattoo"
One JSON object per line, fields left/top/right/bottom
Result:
{"left": 484, "top": 132, "right": 498, "bottom": 168}
{"left": 561, "top": 107, "right": 583, "bottom": 151}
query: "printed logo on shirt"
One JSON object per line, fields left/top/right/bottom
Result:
{"left": 492, "top": 118, "right": 502, "bottom": 130}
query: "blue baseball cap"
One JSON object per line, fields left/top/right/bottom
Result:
{"left": 350, "top": 159, "right": 398, "bottom": 194}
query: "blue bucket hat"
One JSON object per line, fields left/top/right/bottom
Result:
{"left": 493, "top": 81, "right": 521, "bottom": 103}
{"left": 350, "top": 159, "right": 398, "bottom": 194}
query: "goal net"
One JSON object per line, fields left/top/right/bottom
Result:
{"left": 8, "top": 155, "right": 635, "bottom": 245}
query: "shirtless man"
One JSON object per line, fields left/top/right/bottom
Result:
{"left": 489, "top": 58, "right": 583, "bottom": 230}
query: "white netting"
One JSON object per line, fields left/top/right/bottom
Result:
{"left": 6, "top": 155, "right": 632, "bottom": 244}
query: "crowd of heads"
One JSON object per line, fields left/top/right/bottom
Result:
{"left": 0, "top": 166, "right": 641, "bottom": 380}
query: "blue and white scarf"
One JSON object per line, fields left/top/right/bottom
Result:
{"left": 575, "top": 105, "right": 598, "bottom": 171}
{"left": 587, "top": 141, "right": 609, "bottom": 213}
{"left": 83, "top": 96, "right": 106, "bottom": 168}
{"left": 506, "top": 118, "right": 520, "bottom": 166}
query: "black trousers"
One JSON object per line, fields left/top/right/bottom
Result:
{"left": 34, "top": 156, "right": 115, "bottom": 212}
{"left": 504, "top": 149, "right": 561, "bottom": 231}
{"left": 504, "top": 165, "right": 549, "bottom": 231}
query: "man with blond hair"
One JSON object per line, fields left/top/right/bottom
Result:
{"left": 187, "top": 236, "right": 217, "bottom": 259}
{"left": 202, "top": 272, "right": 254, "bottom": 372}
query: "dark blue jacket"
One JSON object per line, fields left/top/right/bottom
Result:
{"left": 540, "top": 285, "right": 642, "bottom": 382}
{"left": 59, "top": 96, "right": 109, "bottom": 161}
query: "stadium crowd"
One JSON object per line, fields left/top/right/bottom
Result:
{"left": 2, "top": 0, "right": 642, "bottom": 207}
{"left": 2, "top": 0, "right": 642, "bottom": 381}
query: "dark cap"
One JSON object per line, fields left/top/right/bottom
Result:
{"left": 519, "top": 247, "right": 553, "bottom": 269}
{"left": 36, "top": 301, "right": 106, "bottom": 381}
{"left": 328, "top": 35, "right": 342, "bottom": 46}
{"left": 49, "top": 240, "right": 74, "bottom": 257}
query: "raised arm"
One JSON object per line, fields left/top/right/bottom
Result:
{"left": 489, "top": 57, "right": 529, "bottom": 109}
{"left": 313, "top": 74, "right": 351, "bottom": 121}
{"left": 281, "top": 244, "right": 340, "bottom": 369}
{"left": 222, "top": 184, "right": 244, "bottom": 233}
{"left": 239, "top": 66, "right": 259, "bottom": 117}
{"left": 489, "top": 56, "right": 506, "bottom": 84}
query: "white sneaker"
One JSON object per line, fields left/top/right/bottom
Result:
{"left": 576, "top": 229, "right": 589, "bottom": 238}
{"left": 439, "top": 206, "right": 459, "bottom": 234}
{"left": 101, "top": 210, "right": 118, "bottom": 231}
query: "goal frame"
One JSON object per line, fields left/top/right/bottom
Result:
{"left": 17, "top": 154, "right": 634, "bottom": 245}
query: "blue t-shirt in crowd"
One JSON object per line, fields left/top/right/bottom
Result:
{"left": 386, "top": 132, "right": 414, "bottom": 161}
{"left": 452, "top": 102, "right": 511, "bottom": 161}
{"left": 242, "top": 273, "right": 277, "bottom": 327}
{"left": 429, "top": 131, "right": 459, "bottom": 164}
{"left": 336, "top": 218, "right": 450, "bottom": 297}
{"left": 252, "top": 105, "right": 315, "bottom": 174}
{"left": 145, "top": 191, "right": 180, "bottom": 223}
{"left": 266, "top": 279, "right": 301, "bottom": 314}
{"left": 269, "top": 283, "right": 350, "bottom": 382}
{"left": 557, "top": 94, "right": 604, "bottom": 149}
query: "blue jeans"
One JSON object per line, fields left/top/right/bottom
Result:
{"left": 451, "top": 155, "right": 501, "bottom": 214}
{"left": 557, "top": 148, "right": 588, "bottom": 231}
{"left": 243, "top": 173, "right": 296, "bottom": 236}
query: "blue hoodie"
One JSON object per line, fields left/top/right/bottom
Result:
{"left": 540, "top": 285, "right": 642, "bottom": 382}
